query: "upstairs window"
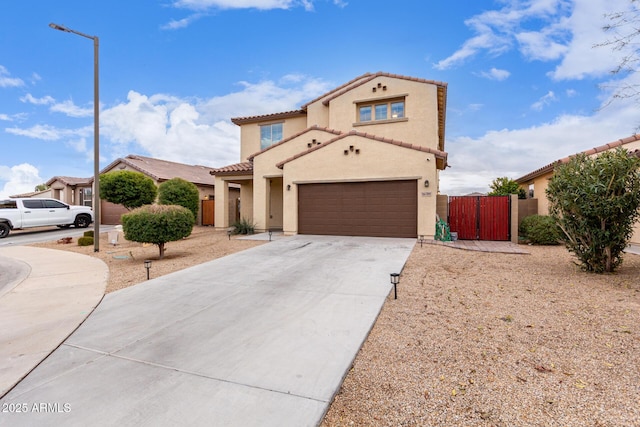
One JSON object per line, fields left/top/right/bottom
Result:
{"left": 260, "top": 122, "right": 283, "bottom": 150}
{"left": 357, "top": 98, "right": 405, "bottom": 123}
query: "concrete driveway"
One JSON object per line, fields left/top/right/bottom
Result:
{"left": 0, "top": 235, "right": 414, "bottom": 427}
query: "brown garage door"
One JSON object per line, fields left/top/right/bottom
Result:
{"left": 298, "top": 180, "right": 417, "bottom": 238}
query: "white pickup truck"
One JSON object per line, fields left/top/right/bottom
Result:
{"left": 0, "top": 198, "right": 94, "bottom": 238}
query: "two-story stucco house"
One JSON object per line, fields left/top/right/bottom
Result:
{"left": 211, "top": 72, "right": 448, "bottom": 238}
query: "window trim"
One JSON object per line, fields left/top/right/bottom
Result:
{"left": 354, "top": 94, "right": 408, "bottom": 125}
{"left": 259, "top": 121, "right": 284, "bottom": 150}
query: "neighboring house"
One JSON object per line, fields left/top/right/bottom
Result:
{"left": 100, "top": 154, "right": 239, "bottom": 225}
{"left": 515, "top": 134, "right": 640, "bottom": 245}
{"left": 46, "top": 176, "right": 93, "bottom": 207}
{"left": 211, "top": 71, "right": 448, "bottom": 238}
{"left": 10, "top": 188, "right": 53, "bottom": 199}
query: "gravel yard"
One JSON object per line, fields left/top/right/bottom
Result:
{"left": 32, "top": 230, "right": 640, "bottom": 425}
{"left": 322, "top": 244, "right": 640, "bottom": 427}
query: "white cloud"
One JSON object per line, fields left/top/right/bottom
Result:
{"left": 50, "top": 100, "right": 93, "bottom": 118}
{"left": 5, "top": 124, "right": 91, "bottom": 141}
{"left": 0, "top": 163, "right": 43, "bottom": 199}
{"left": 172, "top": 0, "right": 304, "bottom": 11}
{"left": 531, "top": 90, "right": 557, "bottom": 111}
{"left": 440, "top": 85, "right": 639, "bottom": 195}
{"left": 550, "top": 0, "right": 633, "bottom": 80}
{"left": 434, "top": 0, "right": 633, "bottom": 80}
{"left": 0, "top": 65, "right": 24, "bottom": 88}
{"left": 20, "top": 94, "right": 54, "bottom": 105}
{"left": 434, "top": 0, "right": 571, "bottom": 70}
{"left": 100, "top": 75, "right": 333, "bottom": 168}
{"left": 479, "top": 67, "right": 511, "bottom": 81}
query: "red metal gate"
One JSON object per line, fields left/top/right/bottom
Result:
{"left": 448, "top": 196, "right": 510, "bottom": 241}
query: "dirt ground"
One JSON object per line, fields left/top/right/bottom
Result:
{"left": 31, "top": 229, "right": 640, "bottom": 426}
{"left": 31, "top": 226, "right": 264, "bottom": 293}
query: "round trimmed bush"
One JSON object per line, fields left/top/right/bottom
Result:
{"left": 122, "top": 204, "right": 195, "bottom": 259}
{"left": 519, "top": 215, "right": 561, "bottom": 245}
{"left": 158, "top": 177, "right": 200, "bottom": 220}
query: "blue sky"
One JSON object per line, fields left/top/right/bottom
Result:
{"left": 1, "top": 0, "right": 638, "bottom": 198}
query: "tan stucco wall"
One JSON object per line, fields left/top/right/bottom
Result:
{"left": 239, "top": 116, "right": 308, "bottom": 161}
{"left": 322, "top": 76, "right": 440, "bottom": 150}
{"left": 278, "top": 134, "right": 439, "bottom": 237}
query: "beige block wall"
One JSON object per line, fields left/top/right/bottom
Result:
{"left": 239, "top": 116, "right": 308, "bottom": 161}
{"left": 323, "top": 77, "right": 440, "bottom": 150}
{"left": 280, "top": 134, "right": 439, "bottom": 237}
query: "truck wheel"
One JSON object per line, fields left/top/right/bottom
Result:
{"left": 74, "top": 214, "right": 91, "bottom": 228}
{"left": 0, "top": 223, "right": 9, "bottom": 238}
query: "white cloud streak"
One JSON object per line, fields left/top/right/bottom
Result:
{"left": 433, "top": 0, "right": 634, "bottom": 81}
{"left": 0, "top": 65, "right": 24, "bottom": 88}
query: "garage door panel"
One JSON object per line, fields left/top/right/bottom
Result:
{"left": 298, "top": 181, "right": 417, "bottom": 238}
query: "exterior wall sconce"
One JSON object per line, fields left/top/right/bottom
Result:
{"left": 355, "top": 149, "right": 360, "bottom": 154}
{"left": 144, "top": 260, "right": 152, "bottom": 280}
{"left": 418, "top": 235, "right": 425, "bottom": 248}
{"left": 344, "top": 150, "right": 349, "bottom": 155}
{"left": 424, "top": 179, "right": 430, "bottom": 188}
{"left": 287, "top": 184, "right": 291, "bottom": 191}
{"left": 390, "top": 273, "right": 400, "bottom": 299}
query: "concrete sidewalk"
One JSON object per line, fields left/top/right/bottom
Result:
{"left": 0, "top": 235, "right": 414, "bottom": 427}
{"left": 0, "top": 246, "right": 108, "bottom": 397}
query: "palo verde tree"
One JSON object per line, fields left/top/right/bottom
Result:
{"left": 488, "top": 176, "right": 526, "bottom": 199}
{"left": 121, "top": 204, "right": 195, "bottom": 259}
{"left": 546, "top": 147, "right": 640, "bottom": 273}
{"left": 100, "top": 170, "right": 157, "bottom": 210}
{"left": 158, "top": 177, "right": 199, "bottom": 220}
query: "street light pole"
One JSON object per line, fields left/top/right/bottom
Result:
{"left": 49, "top": 23, "right": 100, "bottom": 252}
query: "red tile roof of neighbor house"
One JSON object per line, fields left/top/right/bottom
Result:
{"left": 516, "top": 134, "right": 640, "bottom": 183}
{"left": 209, "top": 162, "right": 254, "bottom": 176}
{"left": 275, "top": 130, "right": 448, "bottom": 169}
{"left": 246, "top": 125, "right": 344, "bottom": 161}
{"left": 101, "top": 155, "right": 216, "bottom": 186}
{"left": 45, "top": 176, "right": 93, "bottom": 186}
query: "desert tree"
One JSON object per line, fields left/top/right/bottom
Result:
{"left": 488, "top": 176, "right": 526, "bottom": 199}
{"left": 546, "top": 148, "right": 640, "bottom": 273}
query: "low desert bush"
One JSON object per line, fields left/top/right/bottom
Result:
{"left": 78, "top": 236, "right": 94, "bottom": 246}
{"left": 519, "top": 215, "right": 561, "bottom": 245}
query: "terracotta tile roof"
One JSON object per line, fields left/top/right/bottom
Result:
{"left": 302, "top": 71, "right": 448, "bottom": 108}
{"left": 209, "top": 161, "right": 254, "bottom": 176}
{"left": 46, "top": 176, "right": 93, "bottom": 186}
{"left": 275, "top": 130, "right": 448, "bottom": 169}
{"left": 516, "top": 134, "right": 640, "bottom": 183}
{"left": 230, "top": 109, "right": 306, "bottom": 125}
{"left": 101, "top": 155, "right": 216, "bottom": 186}
{"left": 247, "top": 125, "right": 344, "bottom": 161}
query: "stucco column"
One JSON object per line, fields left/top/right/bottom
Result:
{"left": 214, "top": 177, "right": 229, "bottom": 231}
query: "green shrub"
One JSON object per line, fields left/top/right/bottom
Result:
{"left": 122, "top": 204, "right": 195, "bottom": 259}
{"left": 232, "top": 217, "right": 256, "bottom": 235}
{"left": 519, "top": 215, "right": 561, "bottom": 245}
{"left": 547, "top": 148, "right": 640, "bottom": 272}
{"left": 83, "top": 230, "right": 94, "bottom": 237}
{"left": 158, "top": 178, "right": 200, "bottom": 220}
{"left": 78, "top": 236, "right": 94, "bottom": 246}
{"left": 100, "top": 170, "right": 157, "bottom": 210}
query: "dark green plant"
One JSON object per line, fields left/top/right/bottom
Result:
{"left": 519, "top": 215, "right": 561, "bottom": 245}
{"left": 232, "top": 217, "right": 256, "bottom": 235}
{"left": 78, "top": 236, "right": 94, "bottom": 246}
{"left": 100, "top": 170, "right": 157, "bottom": 210}
{"left": 158, "top": 178, "right": 200, "bottom": 220}
{"left": 546, "top": 148, "right": 640, "bottom": 272}
{"left": 83, "top": 230, "right": 94, "bottom": 238}
{"left": 122, "top": 204, "right": 195, "bottom": 259}
{"left": 488, "top": 176, "right": 527, "bottom": 199}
